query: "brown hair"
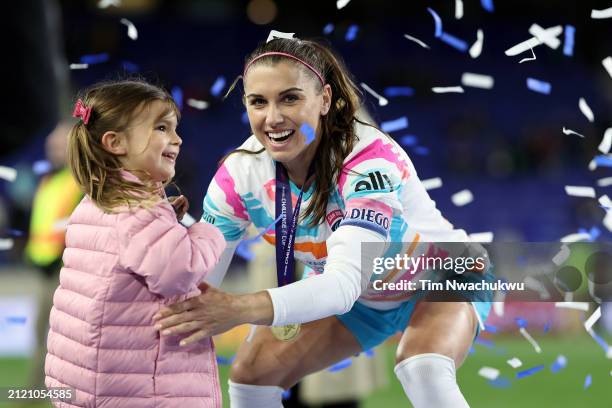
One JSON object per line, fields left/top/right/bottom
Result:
{"left": 67, "top": 79, "right": 180, "bottom": 212}
{"left": 225, "top": 38, "right": 364, "bottom": 227}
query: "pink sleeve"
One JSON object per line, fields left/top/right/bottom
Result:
{"left": 117, "top": 202, "right": 226, "bottom": 297}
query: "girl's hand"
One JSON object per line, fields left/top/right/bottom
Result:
{"left": 168, "top": 195, "right": 189, "bottom": 221}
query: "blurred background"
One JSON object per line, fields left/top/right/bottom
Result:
{"left": 0, "top": 0, "right": 611, "bottom": 407}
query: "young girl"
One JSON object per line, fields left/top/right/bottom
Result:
{"left": 44, "top": 79, "right": 226, "bottom": 408}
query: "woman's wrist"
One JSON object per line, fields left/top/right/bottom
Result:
{"left": 234, "top": 291, "right": 274, "bottom": 326}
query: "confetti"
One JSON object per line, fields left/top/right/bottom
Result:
{"left": 381, "top": 116, "right": 409, "bottom": 133}
{"left": 493, "top": 301, "right": 504, "bottom": 317}
{"left": 598, "top": 194, "right": 612, "bottom": 209}
{"left": 489, "top": 377, "right": 511, "bottom": 388}
{"left": 455, "top": 0, "right": 464, "bottom": 19}
{"left": 554, "top": 302, "right": 589, "bottom": 311}
{"left": 266, "top": 30, "right": 295, "bottom": 43}
{"left": 336, "top": 0, "right": 351, "bottom": 9}
{"left": 552, "top": 244, "right": 570, "bottom": 266}
{"left": 323, "top": 23, "right": 334, "bottom": 35}
{"left": 360, "top": 83, "right": 389, "bottom": 106}
{"left": 529, "top": 24, "right": 561, "bottom": 49}
{"left": 475, "top": 337, "right": 495, "bottom": 348}
{"left": 524, "top": 276, "right": 550, "bottom": 299}
{"left": 468, "top": 232, "right": 494, "bottom": 242}
{"left": 120, "top": 18, "right": 138, "bottom": 40}
{"left": 80, "top": 53, "right": 109, "bottom": 64}
{"left": 413, "top": 146, "right": 429, "bottom": 156}
{"left": 69, "top": 63, "right": 88, "bottom": 70}
{"left": 98, "top": 0, "right": 120, "bottom": 8}
{"left": 578, "top": 98, "right": 595, "bottom": 122}
{"left": 461, "top": 73, "right": 494, "bottom": 89}
{"left": 282, "top": 389, "right": 291, "bottom": 400}
{"left": 186, "top": 99, "right": 209, "bottom": 110}
{"left": 543, "top": 321, "right": 552, "bottom": 332}
{"left": 480, "top": 0, "right": 494, "bottom": 12}
{"left": 421, "top": 177, "right": 442, "bottom": 190}
{"left": 550, "top": 355, "right": 567, "bottom": 373}
{"left": 469, "top": 29, "right": 484, "bottom": 58}
{"left": 384, "top": 87, "right": 414, "bottom": 97}
{"left": 519, "top": 327, "right": 541, "bottom": 353}
{"left": 121, "top": 61, "right": 139, "bottom": 72}
{"left": 210, "top": 76, "right": 226, "bottom": 97}
{"left": 452, "top": 189, "right": 473, "bottom": 206}
{"left": 507, "top": 358, "right": 523, "bottom": 368}
{"left": 584, "top": 307, "right": 601, "bottom": 332}
{"left": 345, "top": 25, "right": 359, "bottom": 41}
{"left": 399, "top": 134, "right": 418, "bottom": 146}
{"left": 584, "top": 374, "right": 592, "bottom": 389}
{"left": 427, "top": 7, "right": 443, "bottom": 38}
{"left": 4, "top": 229, "right": 24, "bottom": 237}
{"left": 560, "top": 232, "right": 591, "bottom": 243}
{"left": 216, "top": 355, "right": 235, "bottom": 365}
{"left": 562, "top": 127, "right": 584, "bottom": 138}
{"left": 300, "top": 123, "right": 316, "bottom": 145}
{"left": 597, "top": 177, "right": 612, "bottom": 187}
{"left": 598, "top": 128, "right": 612, "bottom": 154}
{"left": 505, "top": 26, "right": 562, "bottom": 56}
{"left": 563, "top": 25, "right": 575, "bottom": 56}
{"left": 526, "top": 78, "right": 551, "bottom": 94}
{"left": 328, "top": 357, "right": 352, "bottom": 372}
{"left": 593, "top": 155, "right": 612, "bottom": 168}
{"left": 432, "top": 86, "right": 464, "bottom": 93}
{"left": 0, "top": 166, "right": 17, "bottom": 182}
{"left": 519, "top": 47, "right": 536, "bottom": 64}
{"left": 564, "top": 185, "right": 595, "bottom": 198}
{"left": 517, "top": 365, "right": 545, "bottom": 379}
{"left": 171, "top": 86, "right": 183, "bottom": 111}
{"left": 440, "top": 32, "right": 468, "bottom": 52}
{"left": 603, "top": 57, "right": 612, "bottom": 79}
{"left": 591, "top": 7, "right": 612, "bottom": 19}
{"left": 478, "top": 367, "right": 500, "bottom": 380}
{"left": 0, "top": 239, "right": 14, "bottom": 251}
{"left": 403, "top": 34, "right": 430, "bottom": 49}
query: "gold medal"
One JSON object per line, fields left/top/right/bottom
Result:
{"left": 270, "top": 324, "right": 301, "bottom": 341}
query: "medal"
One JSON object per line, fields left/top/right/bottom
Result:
{"left": 271, "top": 323, "right": 301, "bottom": 341}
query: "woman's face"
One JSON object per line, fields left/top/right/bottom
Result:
{"left": 244, "top": 60, "right": 331, "bottom": 169}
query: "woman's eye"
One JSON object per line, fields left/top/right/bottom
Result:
{"left": 250, "top": 98, "right": 266, "bottom": 106}
{"left": 283, "top": 94, "right": 298, "bottom": 103}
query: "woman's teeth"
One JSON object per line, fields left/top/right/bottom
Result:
{"left": 267, "top": 129, "right": 294, "bottom": 143}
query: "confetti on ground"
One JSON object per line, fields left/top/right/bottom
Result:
{"left": 478, "top": 367, "right": 500, "bottom": 380}
{"left": 564, "top": 185, "right": 595, "bottom": 198}
{"left": 550, "top": 355, "right": 567, "bottom": 373}
{"left": 480, "top": 0, "right": 494, "bottom": 12}
{"left": 552, "top": 244, "right": 570, "bottom": 265}
{"left": 328, "top": 357, "right": 352, "bottom": 372}
{"left": 455, "top": 0, "right": 463, "bottom": 19}
{"left": 432, "top": 86, "right": 464, "bottom": 93}
{"left": 384, "top": 87, "right": 414, "bottom": 97}
{"left": 345, "top": 24, "right": 359, "bottom": 41}
{"left": 489, "top": 377, "right": 511, "bottom": 388}
{"left": 360, "top": 83, "right": 388, "bottom": 106}
{"left": 216, "top": 355, "right": 235, "bottom": 365}
{"left": 98, "top": 0, "right": 120, "bottom": 8}
{"left": 598, "top": 128, "right": 612, "bottom": 154}
{"left": 519, "top": 327, "right": 542, "bottom": 353}
{"left": 484, "top": 324, "right": 498, "bottom": 333}
{"left": 186, "top": 99, "right": 209, "bottom": 110}
{"left": 427, "top": 7, "right": 443, "bottom": 38}
{"left": 578, "top": 97, "right": 595, "bottom": 122}
{"left": 562, "top": 127, "right": 584, "bottom": 138}
{"left": 440, "top": 32, "right": 468, "bottom": 52}
{"left": 210, "top": 76, "right": 226, "bottom": 97}
{"left": 519, "top": 47, "right": 536, "bottom": 64}
{"left": 0, "top": 239, "right": 14, "bottom": 251}
{"left": 584, "top": 374, "right": 592, "bottom": 389}
{"left": 475, "top": 337, "right": 495, "bottom": 348}
{"left": 0, "top": 166, "right": 17, "bottom": 182}
{"left": 554, "top": 302, "right": 589, "bottom": 311}
{"left": 591, "top": 7, "right": 612, "bottom": 19}
{"left": 452, "top": 189, "right": 473, "bottom": 206}
{"left": 266, "top": 30, "right": 294, "bottom": 43}
{"left": 516, "top": 365, "right": 545, "bottom": 379}
{"left": 336, "top": 0, "right": 351, "bottom": 9}
{"left": 563, "top": 25, "right": 575, "bottom": 56}
{"left": 120, "top": 18, "right": 138, "bottom": 40}
{"left": 69, "top": 63, "right": 88, "bottom": 70}
{"left": 587, "top": 329, "right": 610, "bottom": 353}
{"left": 171, "top": 86, "right": 183, "bottom": 111}
{"left": 469, "top": 29, "right": 484, "bottom": 58}
{"left": 584, "top": 307, "right": 601, "bottom": 332}
{"left": 403, "top": 34, "right": 430, "bottom": 49}
{"left": 507, "top": 357, "right": 523, "bottom": 368}
{"left": 381, "top": 116, "right": 409, "bottom": 133}
{"left": 80, "top": 53, "right": 109, "bottom": 64}
{"left": 421, "top": 177, "right": 442, "bottom": 190}
{"left": 526, "top": 78, "right": 551, "bottom": 94}
{"left": 461, "top": 73, "right": 494, "bottom": 89}
{"left": 323, "top": 23, "right": 334, "bottom": 35}
{"left": 603, "top": 57, "right": 612, "bottom": 79}
{"left": 301, "top": 123, "right": 316, "bottom": 145}
{"left": 468, "top": 232, "right": 494, "bottom": 242}
{"left": 597, "top": 177, "right": 612, "bottom": 187}
{"left": 560, "top": 232, "right": 591, "bottom": 242}
{"left": 399, "top": 134, "right": 418, "bottom": 146}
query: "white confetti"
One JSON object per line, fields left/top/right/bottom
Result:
{"left": 69, "top": 63, "right": 89, "bottom": 70}
{"left": 578, "top": 98, "right": 595, "bottom": 122}
{"left": 560, "top": 232, "right": 591, "bottom": 243}
{"left": 452, "top": 189, "right": 473, "bottom": 206}
{"left": 120, "top": 18, "right": 138, "bottom": 40}
{"left": 505, "top": 25, "right": 562, "bottom": 56}
{"left": 603, "top": 212, "right": 612, "bottom": 232}
{"left": 403, "top": 34, "right": 430, "bottom": 49}
{"left": 469, "top": 29, "right": 483, "bottom": 58}
{"left": 266, "top": 30, "right": 295, "bottom": 43}
{"left": 565, "top": 185, "right": 596, "bottom": 198}
{"left": 0, "top": 166, "right": 17, "bottom": 182}
{"left": 591, "top": 7, "right": 612, "bottom": 19}
{"left": 597, "top": 177, "right": 612, "bottom": 187}
{"left": 186, "top": 99, "right": 210, "bottom": 110}
{"left": 461, "top": 72, "right": 494, "bottom": 89}
{"left": 478, "top": 367, "right": 500, "bottom": 380}
{"left": 360, "top": 83, "right": 388, "bottom": 106}
{"left": 421, "top": 177, "right": 442, "bottom": 190}
{"left": 336, "top": 0, "right": 351, "bottom": 9}
{"left": 555, "top": 302, "right": 589, "bottom": 311}
{"left": 524, "top": 276, "right": 550, "bottom": 299}
{"left": 603, "top": 57, "right": 612, "bottom": 79}
{"left": 599, "top": 128, "right": 612, "bottom": 154}
{"left": 507, "top": 358, "right": 523, "bottom": 369}
{"left": 529, "top": 24, "right": 561, "bottom": 49}
{"left": 584, "top": 307, "right": 601, "bottom": 332}
{"left": 519, "top": 327, "right": 542, "bottom": 353}
{"left": 493, "top": 301, "right": 504, "bottom": 317}
{"left": 468, "top": 232, "right": 494, "bottom": 242}
{"left": 98, "top": 0, "right": 120, "bottom": 8}
{"left": 589, "top": 159, "right": 597, "bottom": 171}
{"left": 562, "top": 127, "right": 584, "bottom": 138}
{"left": 0, "top": 239, "right": 14, "bottom": 251}
{"left": 599, "top": 194, "right": 612, "bottom": 208}
{"left": 432, "top": 86, "right": 464, "bottom": 94}
{"left": 455, "top": 0, "right": 464, "bottom": 19}
{"left": 519, "top": 47, "right": 536, "bottom": 64}
{"left": 552, "top": 244, "right": 570, "bottom": 266}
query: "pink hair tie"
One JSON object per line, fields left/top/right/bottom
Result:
{"left": 72, "top": 99, "right": 92, "bottom": 124}
{"left": 243, "top": 52, "right": 325, "bottom": 85}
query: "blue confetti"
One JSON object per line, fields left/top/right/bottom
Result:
{"left": 594, "top": 155, "right": 612, "bottom": 168}
{"left": 235, "top": 240, "right": 256, "bottom": 261}
{"left": 300, "top": 123, "right": 316, "bottom": 145}
{"left": 484, "top": 324, "right": 498, "bottom": 333}
{"left": 468, "top": 346, "right": 475, "bottom": 354}
{"left": 384, "top": 87, "right": 415, "bottom": 97}
{"left": 584, "top": 374, "right": 592, "bottom": 389}
{"left": 241, "top": 111, "right": 249, "bottom": 124}
{"left": 563, "top": 25, "right": 575, "bottom": 57}
{"left": 427, "top": 7, "right": 443, "bottom": 38}
{"left": 328, "top": 358, "right": 352, "bottom": 372}
{"left": 121, "top": 60, "right": 140, "bottom": 73}
{"left": 439, "top": 32, "right": 468, "bottom": 52}
{"left": 5, "top": 317, "right": 27, "bottom": 325}
{"left": 345, "top": 24, "right": 359, "bottom": 42}
{"left": 216, "top": 355, "right": 235, "bottom": 365}
{"left": 550, "top": 355, "right": 567, "bottom": 373}
{"left": 475, "top": 336, "right": 495, "bottom": 348}
{"left": 515, "top": 317, "right": 528, "bottom": 328}
{"left": 323, "top": 23, "right": 334, "bottom": 35}
{"left": 210, "top": 76, "right": 227, "bottom": 97}
{"left": 32, "top": 160, "right": 52, "bottom": 175}
{"left": 79, "top": 53, "right": 109, "bottom": 65}
{"left": 489, "top": 376, "right": 511, "bottom": 388}
{"left": 543, "top": 320, "right": 552, "bottom": 333}
{"left": 480, "top": 0, "right": 494, "bottom": 12}
{"left": 381, "top": 116, "right": 409, "bottom": 133}
{"left": 526, "top": 78, "right": 552, "bottom": 95}
{"left": 4, "top": 229, "right": 24, "bottom": 237}
{"left": 399, "top": 134, "right": 418, "bottom": 146}
{"left": 516, "top": 365, "right": 545, "bottom": 379}
{"left": 413, "top": 146, "right": 430, "bottom": 156}
{"left": 171, "top": 86, "right": 183, "bottom": 111}
{"left": 364, "top": 349, "right": 375, "bottom": 358}
{"left": 589, "top": 330, "right": 610, "bottom": 353}
{"left": 282, "top": 389, "right": 291, "bottom": 400}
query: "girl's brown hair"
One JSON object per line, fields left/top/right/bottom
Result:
{"left": 67, "top": 79, "right": 179, "bottom": 212}
{"left": 226, "top": 38, "right": 364, "bottom": 227}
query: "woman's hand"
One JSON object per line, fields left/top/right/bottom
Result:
{"left": 168, "top": 195, "right": 189, "bottom": 221}
{"left": 153, "top": 283, "right": 274, "bottom": 346}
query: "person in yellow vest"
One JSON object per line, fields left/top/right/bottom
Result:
{"left": 24, "top": 120, "right": 83, "bottom": 390}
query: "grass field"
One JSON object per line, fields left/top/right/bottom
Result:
{"left": 0, "top": 335, "right": 610, "bottom": 408}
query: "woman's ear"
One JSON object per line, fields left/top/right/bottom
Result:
{"left": 321, "top": 84, "right": 332, "bottom": 115}
{"left": 101, "top": 131, "right": 127, "bottom": 156}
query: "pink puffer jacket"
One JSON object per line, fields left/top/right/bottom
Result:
{"left": 45, "top": 195, "right": 226, "bottom": 408}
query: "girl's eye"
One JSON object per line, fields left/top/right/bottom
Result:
{"left": 156, "top": 125, "right": 167, "bottom": 132}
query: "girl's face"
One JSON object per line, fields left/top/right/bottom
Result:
{"left": 244, "top": 61, "right": 331, "bottom": 170}
{"left": 121, "top": 100, "right": 182, "bottom": 182}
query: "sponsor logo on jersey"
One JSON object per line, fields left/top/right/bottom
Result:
{"left": 325, "top": 209, "right": 344, "bottom": 232}
{"left": 354, "top": 171, "right": 394, "bottom": 193}
{"left": 201, "top": 210, "right": 216, "bottom": 225}
{"left": 340, "top": 207, "right": 390, "bottom": 237}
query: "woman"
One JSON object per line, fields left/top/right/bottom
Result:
{"left": 154, "top": 36, "right": 494, "bottom": 407}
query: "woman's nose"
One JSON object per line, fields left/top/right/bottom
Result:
{"left": 265, "top": 104, "right": 284, "bottom": 126}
